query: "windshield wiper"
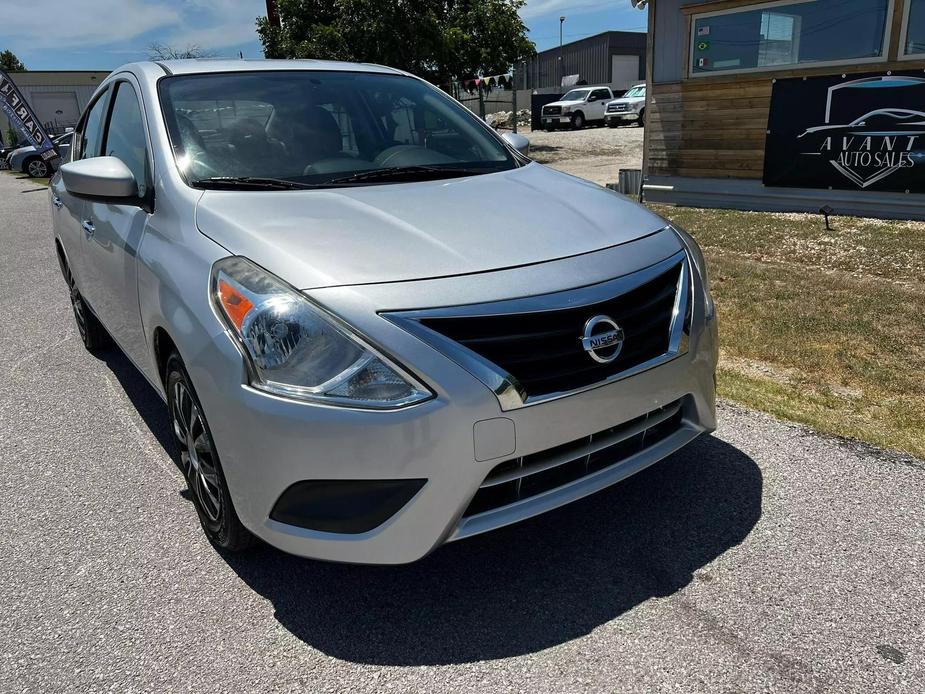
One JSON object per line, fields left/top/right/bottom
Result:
{"left": 191, "top": 176, "right": 325, "bottom": 191}
{"left": 327, "top": 165, "right": 486, "bottom": 185}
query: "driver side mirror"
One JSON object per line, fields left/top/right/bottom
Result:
{"left": 588, "top": 95, "right": 599, "bottom": 102}
{"left": 60, "top": 156, "right": 137, "bottom": 199}
{"left": 502, "top": 132, "right": 530, "bottom": 156}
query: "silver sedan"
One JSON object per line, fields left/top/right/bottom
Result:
{"left": 50, "top": 59, "right": 717, "bottom": 564}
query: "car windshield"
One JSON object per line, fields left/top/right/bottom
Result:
{"left": 624, "top": 86, "right": 645, "bottom": 98}
{"left": 561, "top": 89, "right": 590, "bottom": 102}
{"left": 159, "top": 70, "right": 518, "bottom": 187}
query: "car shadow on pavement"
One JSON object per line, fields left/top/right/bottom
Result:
{"left": 99, "top": 346, "right": 762, "bottom": 666}
{"left": 224, "top": 434, "right": 762, "bottom": 666}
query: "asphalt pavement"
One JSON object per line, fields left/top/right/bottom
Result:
{"left": 1, "top": 172, "right": 923, "bottom": 693}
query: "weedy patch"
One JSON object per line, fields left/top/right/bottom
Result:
{"left": 651, "top": 204, "right": 925, "bottom": 458}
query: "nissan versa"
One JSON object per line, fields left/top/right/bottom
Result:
{"left": 49, "top": 60, "right": 717, "bottom": 564}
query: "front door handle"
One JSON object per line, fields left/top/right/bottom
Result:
{"left": 81, "top": 219, "right": 95, "bottom": 237}
{"left": 52, "top": 196, "right": 63, "bottom": 209}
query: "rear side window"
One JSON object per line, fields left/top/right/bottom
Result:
{"left": 102, "top": 82, "right": 149, "bottom": 197}
{"left": 78, "top": 88, "right": 108, "bottom": 160}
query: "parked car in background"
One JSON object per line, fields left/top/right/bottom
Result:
{"left": 0, "top": 141, "right": 19, "bottom": 168}
{"left": 540, "top": 87, "right": 615, "bottom": 130}
{"left": 605, "top": 84, "right": 646, "bottom": 127}
{"left": 7, "top": 132, "right": 72, "bottom": 177}
{"left": 51, "top": 60, "right": 716, "bottom": 564}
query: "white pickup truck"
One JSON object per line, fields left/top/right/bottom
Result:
{"left": 539, "top": 87, "right": 614, "bottom": 130}
{"left": 604, "top": 84, "right": 646, "bottom": 127}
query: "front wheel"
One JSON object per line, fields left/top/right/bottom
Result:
{"left": 166, "top": 352, "right": 255, "bottom": 552}
{"left": 570, "top": 112, "right": 585, "bottom": 130}
{"left": 25, "top": 157, "right": 49, "bottom": 178}
{"left": 637, "top": 108, "right": 646, "bottom": 127}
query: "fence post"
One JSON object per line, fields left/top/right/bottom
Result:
{"left": 478, "top": 84, "right": 485, "bottom": 120}
{"left": 512, "top": 68, "right": 518, "bottom": 134}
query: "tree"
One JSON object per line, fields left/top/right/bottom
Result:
{"left": 0, "top": 50, "right": 26, "bottom": 72}
{"left": 147, "top": 43, "right": 215, "bottom": 60}
{"left": 256, "top": 0, "right": 534, "bottom": 85}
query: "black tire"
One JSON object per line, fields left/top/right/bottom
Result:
{"left": 607, "top": 120, "right": 618, "bottom": 128}
{"left": 637, "top": 108, "right": 646, "bottom": 127}
{"left": 570, "top": 112, "right": 585, "bottom": 130}
{"left": 24, "top": 157, "right": 49, "bottom": 178}
{"left": 57, "top": 248, "right": 110, "bottom": 352}
{"left": 166, "top": 352, "right": 255, "bottom": 552}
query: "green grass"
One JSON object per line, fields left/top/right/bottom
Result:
{"left": 3, "top": 168, "right": 50, "bottom": 187}
{"left": 649, "top": 204, "right": 925, "bottom": 458}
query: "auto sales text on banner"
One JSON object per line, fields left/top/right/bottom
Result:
{"left": 0, "top": 69, "right": 59, "bottom": 166}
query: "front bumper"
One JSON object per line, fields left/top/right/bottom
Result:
{"left": 606, "top": 112, "right": 638, "bottom": 124}
{"left": 189, "top": 233, "right": 718, "bottom": 564}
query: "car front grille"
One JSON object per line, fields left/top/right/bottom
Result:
{"left": 543, "top": 105, "right": 562, "bottom": 116}
{"left": 417, "top": 258, "right": 685, "bottom": 400}
{"left": 608, "top": 103, "right": 628, "bottom": 113}
{"left": 462, "top": 398, "right": 686, "bottom": 518}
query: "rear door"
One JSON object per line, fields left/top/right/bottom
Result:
{"left": 51, "top": 86, "right": 109, "bottom": 290}
{"left": 79, "top": 77, "right": 152, "bottom": 365}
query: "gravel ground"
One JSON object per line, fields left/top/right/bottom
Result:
{"left": 1, "top": 172, "right": 924, "bottom": 693}
{"left": 522, "top": 123, "right": 644, "bottom": 186}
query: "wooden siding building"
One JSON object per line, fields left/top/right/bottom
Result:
{"left": 641, "top": 0, "right": 925, "bottom": 219}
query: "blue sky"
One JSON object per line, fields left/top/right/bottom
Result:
{"left": 0, "top": 0, "right": 647, "bottom": 71}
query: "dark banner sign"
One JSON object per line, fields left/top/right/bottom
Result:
{"left": 0, "top": 69, "right": 58, "bottom": 166}
{"left": 763, "top": 72, "right": 925, "bottom": 193}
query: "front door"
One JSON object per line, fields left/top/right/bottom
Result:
{"left": 53, "top": 85, "right": 110, "bottom": 289}
{"left": 80, "top": 78, "right": 152, "bottom": 366}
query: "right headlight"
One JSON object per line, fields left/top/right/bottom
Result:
{"left": 211, "top": 257, "right": 432, "bottom": 409}
{"left": 670, "top": 225, "right": 715, "bottom": 320}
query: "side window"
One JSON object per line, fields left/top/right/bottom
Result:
{"left": 78, "top": 88, "right": 109, "bottom": 160}
{"left": 592, "top": 89, "right": 610, "bottom": 101}
{"left": 102, "top": 82, "right": 149, "bottom": 197}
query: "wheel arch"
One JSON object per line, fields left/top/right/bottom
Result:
{"left": 153, "top": 326, "right": 179, "bottom": 389}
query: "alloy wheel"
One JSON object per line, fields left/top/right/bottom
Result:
{"left": 62, "top": 264, "right": 89, "bottom": 344}
{"left": 27, "top": 159, "right": 48, "bottom": 177}
{"left": 171, "top": 379, "right": 223, "bottom": 525}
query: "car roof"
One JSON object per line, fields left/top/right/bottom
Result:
{"left": 140, "top": 58, "right": 407, "bottom": 77}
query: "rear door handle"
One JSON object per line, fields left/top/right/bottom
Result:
{"left": 81, "top": 219, "right": 95, "bottom": 237}
{"left": 52, "top": 196, "right": 63, "bottom": 209}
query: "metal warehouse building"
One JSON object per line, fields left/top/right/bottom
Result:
{"left": 0, "top": 71, "right": 108, "bottom": 142}
{"left": 518, "top": 31, "right": 647, "bottom": 91}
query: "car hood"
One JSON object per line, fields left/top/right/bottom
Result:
{"left": 195, "top": 163, "right": 668, "bottom": 290}
{"left": 9, "top": 146, "right": 33, "bottom": 158}
{"left": 545, "top": 100, "right": 585, "bottom": 109}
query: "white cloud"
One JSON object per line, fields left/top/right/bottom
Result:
{"left": 519, "top": 0, "right": 619, "bottom": 20}
{"left": 0, "top": 0, "right": 265, "bottom": 56}
{"left": 165, "top": 0, "right": 266, "bottom": 52}
{"left": 3, "top": 0, "right": 179, "bottom": 49}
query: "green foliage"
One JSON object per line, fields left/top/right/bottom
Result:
{"left": 0, "top": 50, "right": 26, "bottom": 72}
{"left": 6, "top": 128, "right": 18, "bottom": 147}
{"left": 257, "top": 0, "right": 534, "bottom": 84}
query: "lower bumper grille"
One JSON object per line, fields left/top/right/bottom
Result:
{"left": 463, "top": 398, "right": 686, "bottom": 519}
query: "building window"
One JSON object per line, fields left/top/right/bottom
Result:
{"left": 691, "top": 0, "right": 891, "bottom": 76}
{"left": 904, "top": 0, "right": 925, "bottom": 56}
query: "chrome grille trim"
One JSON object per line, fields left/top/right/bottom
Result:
{"left": 382, "top": 248, "right": 692, "bottom": 411}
